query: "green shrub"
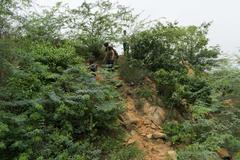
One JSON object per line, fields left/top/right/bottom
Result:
{"left": 109, "top": 144, "right": 143, "bottom": 160}
{"left": 75, "top": 39, "right": 105, "bottom": 60}
{"left": 119, "top": 58, "right": 149, "bottom": 84}
{"left": 129, "top": 22, "right": 219, "bottom": 72}
{"left": 155, "top": 69, "right": 211, "bottom": 108}
{"left": 135, "top": 87, "right": 153, "bottom": 100}
{"left": 0, "top": 41, "right": 124, "bottom": 159}
{"left": 177, "top": 143, "right": 220, "bottom": 160}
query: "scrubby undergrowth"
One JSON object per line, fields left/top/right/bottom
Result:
{"left": 1, "top": 0, "right": 240, "bottom": 160}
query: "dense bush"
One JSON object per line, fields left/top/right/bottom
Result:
{"left": 0, "top": 41, "right": 125, "bottom": 159}
{"left": 163, "top": 67, "right": 240, "bottom": 159}
{"left": 155, "top": 69, "right": 211, "bottom": 108}
{"left": 67, "top": 0, "right": 137, "bottom": 60}
{"left": 0, "top": 1, "right": 145, "bottom": 159}
{"left": 119, "top": 57, "right": 149, "bottom": 84}
{"left": 127, "top": 15, "right": 240, "bottom": 159}
{"left": 129, "top": 22, "right": 219, "bottom": 72}
{"left": 2, "top": 0, "right": 240, "bottom": 159}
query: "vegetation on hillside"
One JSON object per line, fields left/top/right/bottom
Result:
{"left": 123, "top": 20, "right": 240, "bottom": 160}
{"left": 1, "top": 0, "right": 240, "bottom": 160}
{"left": 0, "top": 1, "right": 141, "bottom": 159}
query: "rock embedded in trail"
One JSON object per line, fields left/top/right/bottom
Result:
{"left": 144, "top": 120, "right": 151, "bottom": 125}
{"left": 146, "top": 134, "right": 153, "bottom": 139}
{"left": 130, "top": 130, "right": 137, "bottom": 136}
{"left": 127, "top": 139, "right": 136, "bottom": 145}
{"left": 143, "top": 102, "right": 166, "bottom": 126}
{"left": 167, "top": 151, "right": 177, "bottom": 160}
{"left": 151, "top": 123, "right": 157, "bottom": 129}
{"left": 152, "top": 132, "right": 167, "bottom": 140}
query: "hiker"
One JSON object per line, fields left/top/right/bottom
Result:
{"left": 103, "top": 42, "right": 118, "bottom": 69}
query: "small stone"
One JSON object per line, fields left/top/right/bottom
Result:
{"left": 151, "top": 124, "right": 157, "bottom": 129}
{"left": 141, "top": 133, "right": 146, "bottom": 136}
{"left": 152, "top": 132, "right": 167, "bottom": 139}
{"left": 167, "top": 151, "right": 177, "bottom": 160}
{"left": 125, "top": 112, "right": 139, "bottom": 125}
{"left": 144, "top": 120, "right": 151, "bottom": 125}
{"left": 115, "top": 83, "right": 123, "bottom": 88}
{"left": 130, "top": 130, "right": 137, "bottom": 136}
{"left": 124, "top": 134, "right": 131, "bottom": 142}
{"left": 127, "top": 139, "right": 136, "bottom": 145}
{"left": 146, "top": 134, "right": 153, "bottom": 139}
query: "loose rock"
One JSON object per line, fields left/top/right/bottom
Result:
{"left": 146, "top": 134, "right": 153, "bottom": 139}
{"left": 130, "top": 130, "right": 137, "bottom": 136}
{"left": 152, "top": 132, "right": 167, "bottom": 139}
{"left": 143, "top": 103, "right": 166, "bottom": 126}
{"left": 167, "top": 151, "right": 177, "bottom": 160}
{"left": 127, "top": 139, "right": 136, "bottom": 145}
{"left": 151, "top": 123, "right": 157, "bottom": 129}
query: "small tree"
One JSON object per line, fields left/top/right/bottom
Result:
{"left": 129, "top": 22, "right": 220, "bottom": 72}
{"left": 21, "top": 2, "right": 67, "bottom": 42}
{"left": 0, "top": 0, "right": 31, "bottom": 38}
{"left": 68, "top": 0, "right": 137, "bottom": 58}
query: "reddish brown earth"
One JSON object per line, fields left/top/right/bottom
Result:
{"left": 120, "top": 84, "right": 176, "bottom": 160}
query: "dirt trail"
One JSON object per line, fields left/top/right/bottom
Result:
{"left": 120, "top": 86, "right": 176, "bottom": 160}
{"left": 97, "top": 70, "right": 176, "bottom": 160}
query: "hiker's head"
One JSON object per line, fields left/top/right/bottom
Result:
{"left": 104, "top": 42, "right": 109, "bottom": 47}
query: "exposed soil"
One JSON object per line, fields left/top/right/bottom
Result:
{"left": 120, "top": 84, "right": 176, "bottom": 160}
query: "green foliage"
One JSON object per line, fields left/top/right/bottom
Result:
{"left": 109, "top": 144, "right": 143, "bottom": 160}
{"left": 129, "top": 22, "right": 219, "bottom": 72}
{"left": 68, "top": 0, "right": 136, "bottom": 42}
{"left": 209, "top": 67, "right": 240, "bottom": 101}
{"left": 2, "top": 1, "right": 240, "bottom": 160}
{"left": 155, "top": 69, "right": 211, "bottom": 108}
{"left": 22, "top": 2, "right": 67, "bottom": 42}
{"left": 163, "top": 67, "right": 240, "bottom": 159}
{"left": 0, "top": 1, "right": 144, "bottom": 159}
{"left": 0, "top": 39, "right": 16, "bottom": 83}
{"left": 119, "top": 57, "right": 149, "bottom": 84}
{"left": 0, "top": 40, "right": 124, "bottom": 159}
{"left": 68, "top": 0, "right": 137, "bottom": 59}
{"left": 75, "top": 40, "right": 105, "bottom": 60}
{"left": 0, "top": 0, "right": 31, "bottom": 37}
{"left": 135, "top": 86, "right": 153, "bottom": 101}
{"left": 177, "top": 143, "right": 220, "bottom": 160}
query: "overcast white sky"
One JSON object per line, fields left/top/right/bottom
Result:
{"left": 36, "top": 0, "right": 240, "bottom": 56}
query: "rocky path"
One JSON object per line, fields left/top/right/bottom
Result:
{"left": 97, "top": 69, "right": 176, "bottom": 160}
{"left": 120, "top": 88, "right": 176, "bottom": 160}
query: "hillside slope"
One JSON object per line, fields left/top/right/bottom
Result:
{"left": 98, "top": 70, "right": 177, "bottom": 160}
